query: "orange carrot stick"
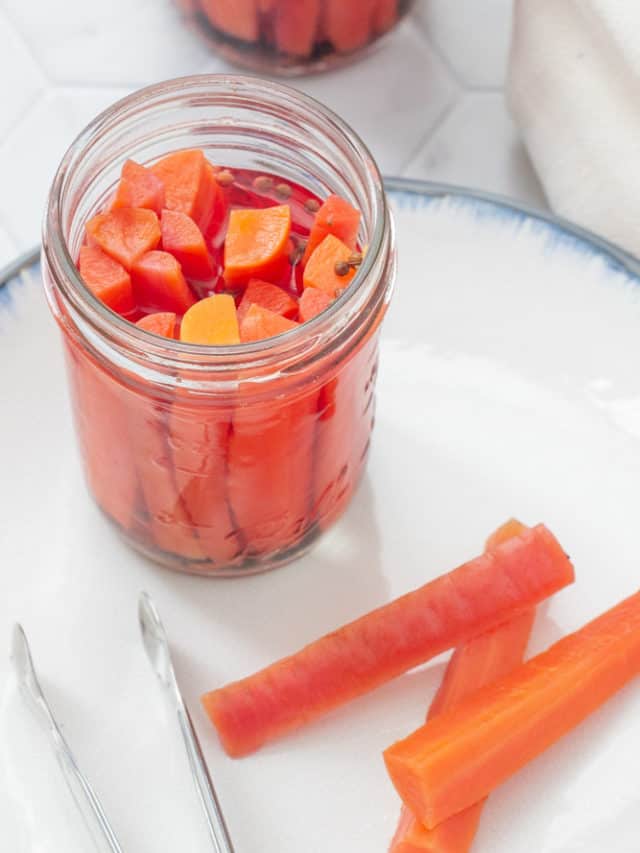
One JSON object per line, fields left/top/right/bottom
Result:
{"left": 384, "top": 587, "right": 640, "bottom": 831}
{"left": 390, "top": 522, "right": 535, "bottom": 853}
{"left": 202, "top": 525, "right": 573, "bottom": 756}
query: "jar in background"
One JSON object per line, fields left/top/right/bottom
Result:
{"left": 178, "top": 0, "right": 414, "bottom": 75}
{"left": 42, "top": 76, "right": 395, "bottom": 576}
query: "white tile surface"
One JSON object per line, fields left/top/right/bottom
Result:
{"left": 403, "top": 92, "right": 547, "bottom": 205}
{"left": 0, "top": 0, "right": 546, "bottom": 263}
{"left": 415, "top": 0, "right": 515, "bottom": 89}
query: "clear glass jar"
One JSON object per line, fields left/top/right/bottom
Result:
{"left": 178, "top": 0, "right": 415, "bottom": 75}
{"left": 42, "top": 75, "right": 395, "bottom": 576}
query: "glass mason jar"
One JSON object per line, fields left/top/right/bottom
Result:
{"left": 178, "top": 0, "right": 415, "bottom": 75}
{"left": 42, "top": 75, "right": 395, "bottom": 576}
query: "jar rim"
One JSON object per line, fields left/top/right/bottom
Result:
{"left": 43, "top": 74, "right": 393, "bottom": 376}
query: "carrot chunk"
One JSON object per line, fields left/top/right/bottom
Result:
{"left": 202, "top": 524, "right": 574, "bottom": 757}
{"left": 78, "top": 246, "right": 135, "bottom": 315}
{"left": 150, "top": 149, "right": 223, "bottom": 234}
{"left": 325, "top": 0, "right": 376, "bottom": 52}
{"left": 111, "top": 159, "right": 165, "bottom": 216}
{"left": 374, "top": 0, "right": 400, "bottom": 35}
{"left": 201, "top": 0, "right": 259, "bottom": 41}
{"left": 161, "top": 209, "right": 216, "bottom": 281}
{"left": 274, "top": 0, "right": 321, "bottom": 57}
{"left": 390, "top": 520, "right": 535, "bottom": 853}
{"left": 303, "top": 194, "right": 361, "bottom": 263}
{"left": 237, "top": 278, "right": 298, "bottom": 323}
{"left": 298, "top": 286, "right": 332, "bottom": 322}
{"left": 303, "top": 234, "right": 356, "bottom": 297}
{"left": 131, "top": 251, "right": 196, "bottom": 315}
{"left": 85, "top": 207, "right": 161, "bottom": 271}
{"left": 239, "top": 304, "right": 299, "bottom": 343}
{"left": 135, "top": 312, "right": 177, "bottom": 339}
{"left": 224, "top": 205, "right": 291, "bottom": 286}
{"left": 181, "top": 295, "right": 240, "bottom": 345}
{"left": 384, "top": 587, "right": 640, "bottom": 830}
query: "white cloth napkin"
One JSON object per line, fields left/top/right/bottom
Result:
{"left": 508, "top": 0, "right": 640, "bottom": 256}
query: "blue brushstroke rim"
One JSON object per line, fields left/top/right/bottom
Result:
{"left": 3, "top": 176, "right": 640, "bottom": 305}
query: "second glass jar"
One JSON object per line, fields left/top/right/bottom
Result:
{"left": 179, "top": 0, "right": 415, "bottom": 75}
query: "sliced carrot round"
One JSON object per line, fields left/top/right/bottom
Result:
{"left": 224, "top": 204, "right": 291, "bottom": 286}
{"left": 180, "top": 294, "right": 240, "bottom": 345}
{"left": 85, "top": 207, "right": 161, "bottom": 271}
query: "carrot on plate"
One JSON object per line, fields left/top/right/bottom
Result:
{"left": 85, "top": 207, "right": 161, "bottom": 271}
{"left": 390, "top": 519, "right": 536, "bottom": 853}
{"left": 303, "top": 194, "right": 361, "bottom": 263}
{"left": 111, "top": 159, "right": 165, "bottom": 216}
{"left": 180, "top": 295, "right": 240, "bottom": 345}
{"left": 224, "top": 204, "right": 291, "bottom": 286}
{"left": 78, "top": 246, "right": 135, "bottom": 316}
{"left": 303, "top": 234, "right": 356, "bottom": 297}
{"left": 161, "top": 209, "right": 216, "bottom": 281}
{"left": 237, "top": 278, "right": 298, "bottom": 323}
{"left": 239, "top": 304, "right": 298, "bottom": 343}
{"left": 131, "top": 250, "right": 196, "bottom": 315}
{"left": 384, "top": 586, "right": 640, "bottom": 831}
{"left": 202, "top": 524, "right": 574, "bottom": 757}
{"left": 135, "top": 312, "right": 177, "bottom": 339}
{"left": 151, "top": 149, "right": 224, "bottom": 235}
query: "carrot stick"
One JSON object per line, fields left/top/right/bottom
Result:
{"left": 390, "top": 522, "right": 535, "bottom": 853}
{"left": 384, "top": 587, "right": 640, "bottom": 831}
{"left": 180, "top": 294, "right": 240, "bottom": 345}
{"left": 202, "top": 524, "right": 573, "bottom": 756}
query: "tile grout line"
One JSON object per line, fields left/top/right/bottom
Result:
{"left": 397, "top": 93, "right": 461, "bottom": 177}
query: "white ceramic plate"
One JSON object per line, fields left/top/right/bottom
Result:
{"left": 2, "top": 180, "right": 640, "bottom": 852}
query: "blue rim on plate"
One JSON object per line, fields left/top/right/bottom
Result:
{"left": 3, "top": 177, "right": 640, "bottom": 289}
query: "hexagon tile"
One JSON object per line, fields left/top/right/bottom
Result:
{"left": 0, "top": 0, "right": 546, "bottom": 269}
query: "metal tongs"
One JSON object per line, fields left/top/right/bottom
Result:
{"left": 11, "top": 624, "right": 124, "bottom": 853}
{"left": 10, "top": 600, "right": 235, "bottom": 853}
{"left": 138, "top": 593, "right": 235, "bottom": 853}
